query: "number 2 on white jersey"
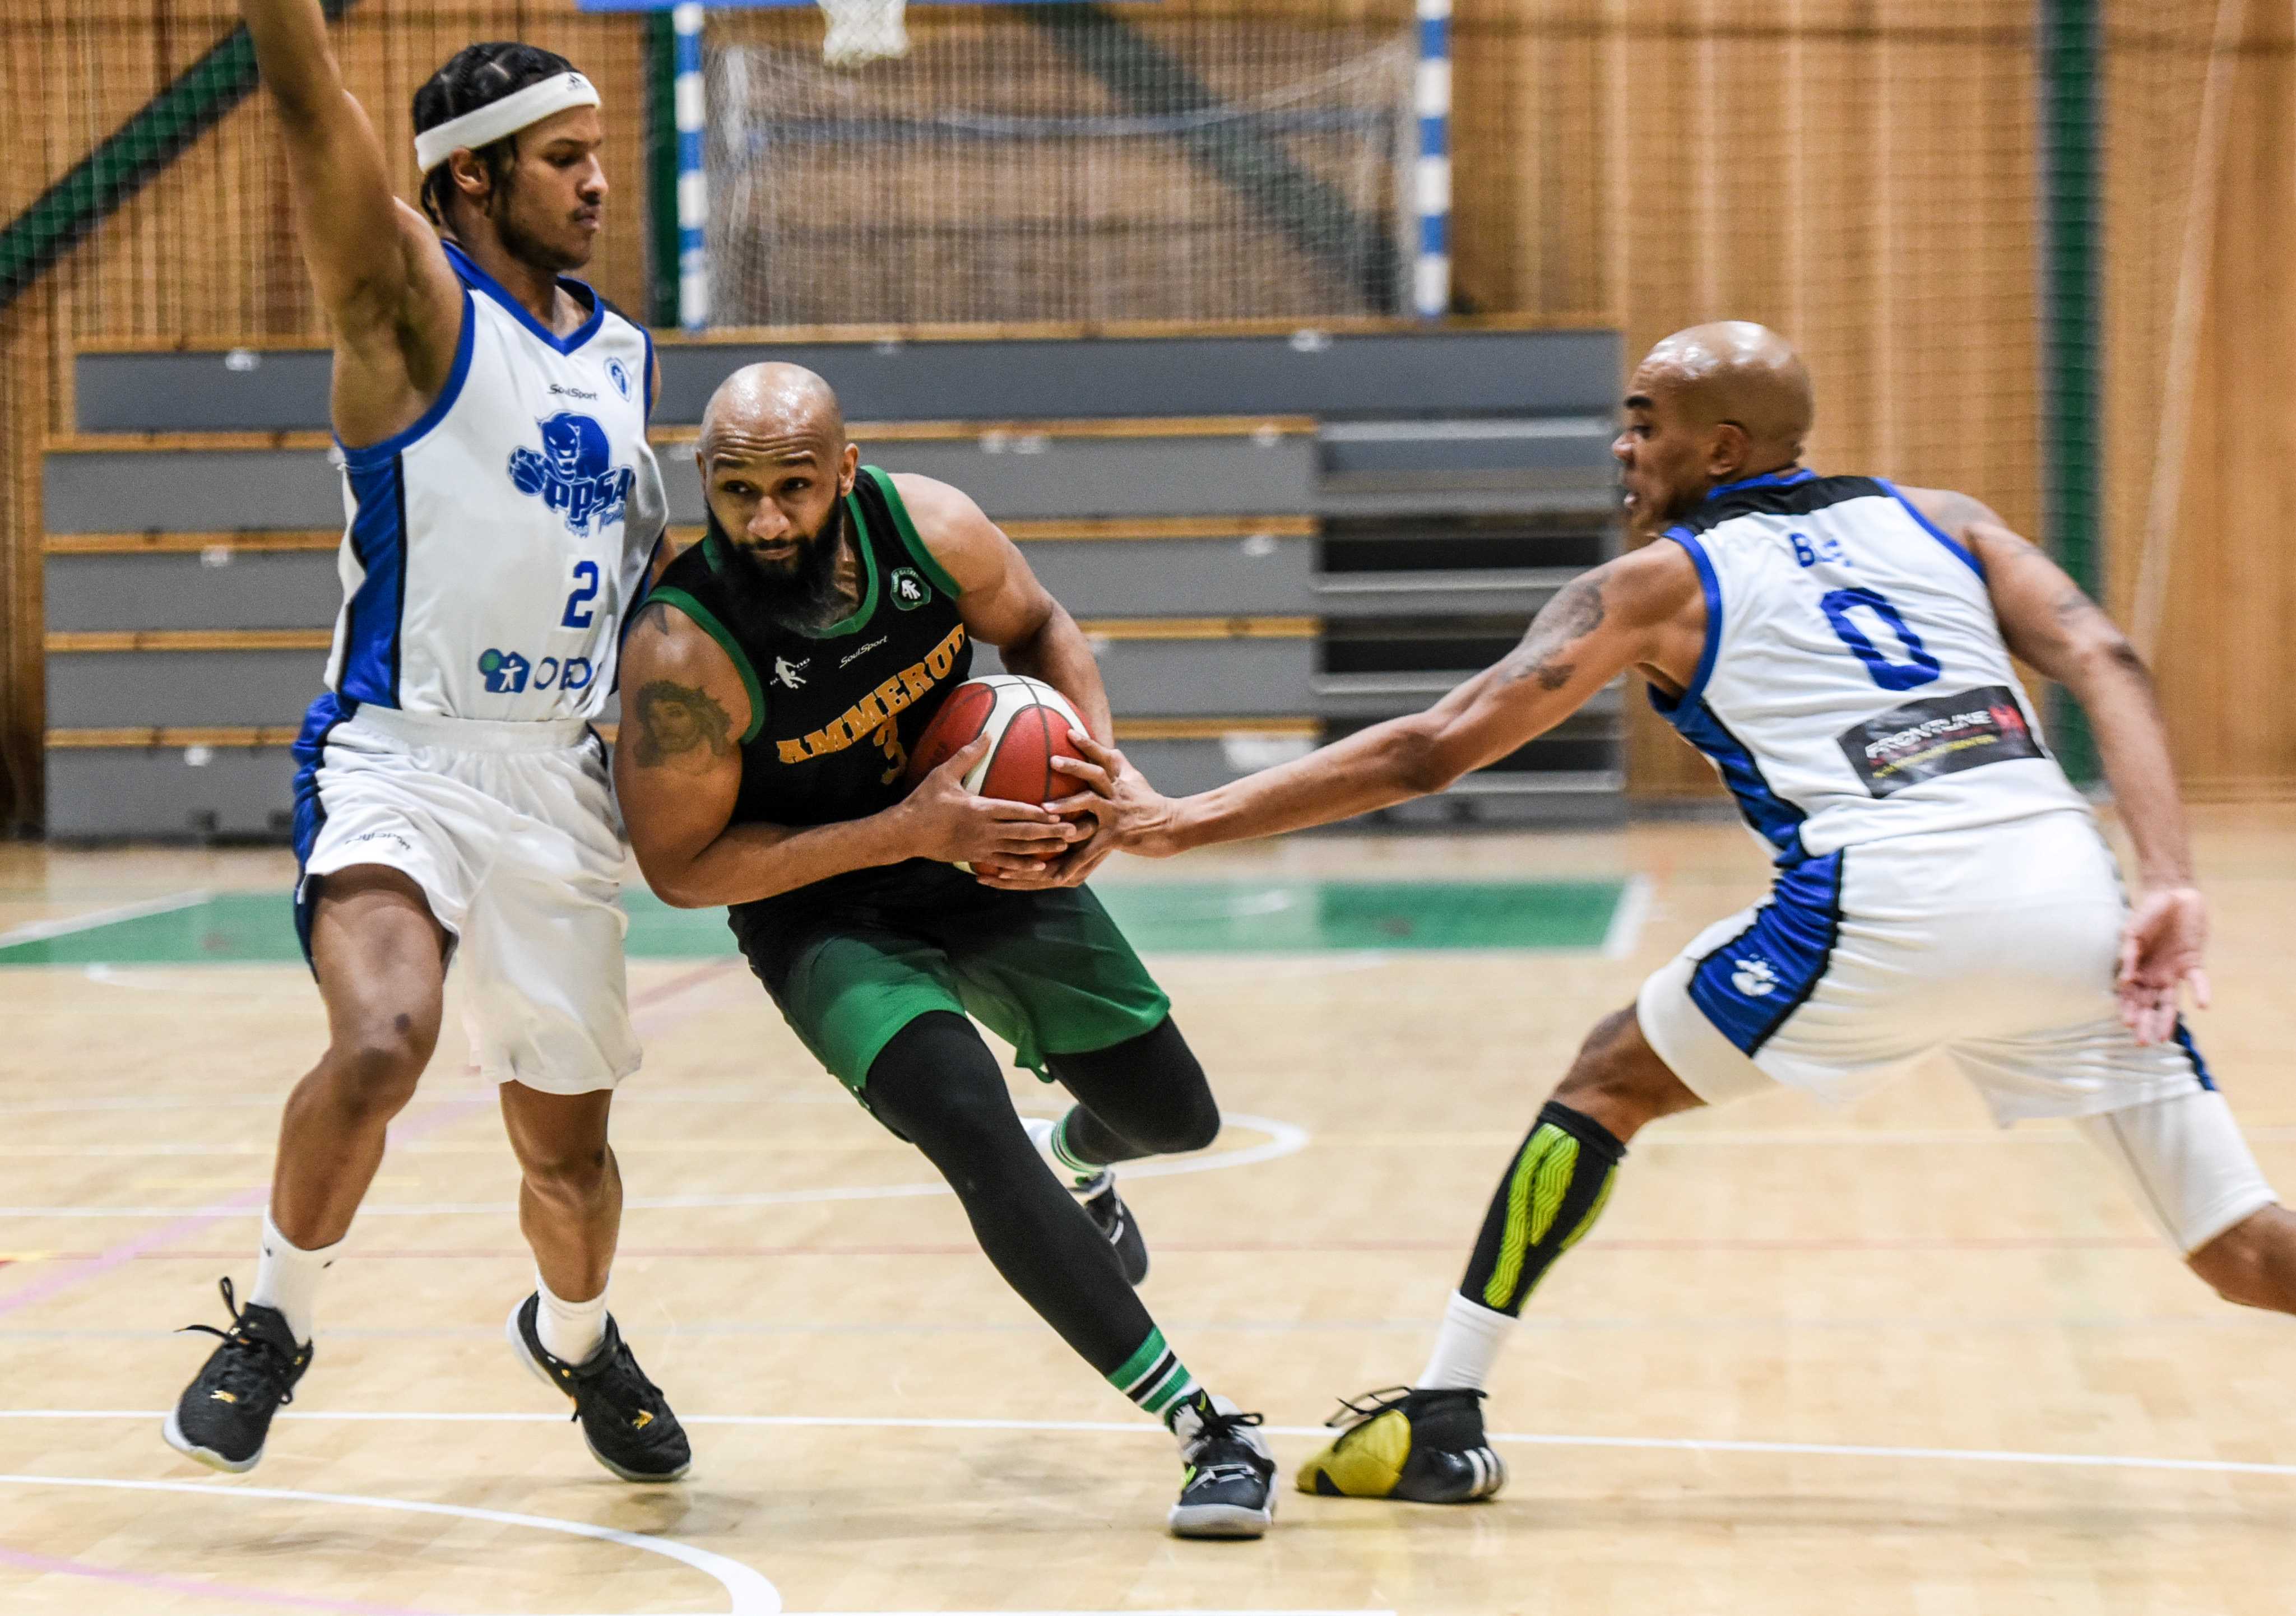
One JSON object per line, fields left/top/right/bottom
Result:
{"left": 560, "top": 560, "right": 601, "bottom": 629}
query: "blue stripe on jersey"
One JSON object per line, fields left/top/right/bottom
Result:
{"left": 1689, "top": 850, "right": 1845, "bottom": 1054}
{"left": 1661, "top": 526, "right": 1723, "bottom": 706}
{"left": 1878, "top": 479, "right": 1984, "bottom": 578}
{"left": 1705, "top": 468, "right": 1819, "bottom": 500}
{"left": 336, "top": 289, "right": 475, "bottom": 471}
{"left": 443, "top": 239, "right": 604, "bottom": 355}
{"left": 290, "top": 691, "right": 355, "bottom": 971}
{"left": 337, "top": 453, "right": 409, "bottom": 706}
{"left": 2173, "top": 1019, "right": 2218, "bottom": 1092}
{"left": 1649, "top": 690, "right": 1811, "bottom": 865}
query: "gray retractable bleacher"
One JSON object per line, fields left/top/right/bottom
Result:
{"left": 48, "top": 325, "right": 1620, "bottom": 838}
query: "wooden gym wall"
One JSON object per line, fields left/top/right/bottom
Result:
{"left": 0, "top": 1, "right": 2280, "bottom": 828}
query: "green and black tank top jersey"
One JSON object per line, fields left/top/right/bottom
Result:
{"left": 647, "top": 466, "right": 973, "bottom": 842}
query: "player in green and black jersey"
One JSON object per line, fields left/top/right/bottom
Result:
{"left": 613, "top": 363, "right": 1277, "bottom": 1539}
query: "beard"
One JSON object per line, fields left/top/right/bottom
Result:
{"left": 709, "top": 495, "right": 855, "bottom": 638}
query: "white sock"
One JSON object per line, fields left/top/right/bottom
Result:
{"left": 248, "top": 1210, "right": 338, "bottom": 1345}
{"left": 535, "top": 1270, "right": 609, "bottom": 1366}
{"left": 1416, "top": 1290, "right": 1515, "bottom": 1392}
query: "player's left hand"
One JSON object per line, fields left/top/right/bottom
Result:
{"left": 2117, "top": 884, "right": 2211, "bottom": 1046}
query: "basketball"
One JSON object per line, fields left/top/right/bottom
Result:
{"left": 903, "top": 675, "right": 1088, "bottom": 866}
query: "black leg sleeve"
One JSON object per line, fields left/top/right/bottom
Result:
{"left": 1043, "top": 1016, "right": 1221, "bottom": 1165}
{"left": 865, "top": 1011, "right": 1154, "bottom": 1376}
{"left": 1457, "top": 1099, "right": 1625, "bottom": 1317}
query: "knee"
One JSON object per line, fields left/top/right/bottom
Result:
{"left": 317, "top": 1016, "right": 433, "bottom": 1125}
{"left": 1129, "top": 1087, "right": 1221, "bottom": 1155}
{"left": 1551, "top": 1006, "right": 1685, "bottom": 1141}
{"left": 2189, "top": 1206, "right": 2296, "bottom": 1312}
{"left": 518, "top": 1140, "right": 614, "bottom": 1205}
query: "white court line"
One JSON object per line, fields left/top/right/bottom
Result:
{"left": 0, "top": 1112, "right": 1310, "bottom": 1218}
{"left": 6, "top": 1408, "right": 2296, "bottom": 1482}
{"left": 0, "top": 889, "right": 211, "bottom": 948}
{"left": 1600, "top": 873, "right": 1653, "bottom": 960}
{"left": 0, "top": 1471, "right": 781, "bottom": 1615}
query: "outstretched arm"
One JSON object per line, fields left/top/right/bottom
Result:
{"left": 1910, "top": 486, "right": 2205, "bottom": 1043}
{"left": 240, "top": 0, "right": 462, "bottom": 443}
{"left": 1059, "top": 541, "right": 1703, "bottom": 858}
{"left": 614, "top": 602, "right": 1079, "bottom": 907}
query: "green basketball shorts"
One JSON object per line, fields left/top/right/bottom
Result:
{"left": 727, "top": 861, "right": 1172, "bottom": 1095}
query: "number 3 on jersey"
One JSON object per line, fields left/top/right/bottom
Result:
{"left": 1820, "top": 587, "right": 1941, "bottom": 692}
{"left": 561, "top": 560, "right": 601, "bottom": 629}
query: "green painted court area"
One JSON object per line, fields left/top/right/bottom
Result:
{"left": 0, "top": 880, "right": 1624, "bottom": 968}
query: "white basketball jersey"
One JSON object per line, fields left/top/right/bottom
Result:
{"left": 1652, "top": 471, "right": 2089, "bottom": 863}
{"left": 324, "top": 240, "right": 666, "bottom": 722}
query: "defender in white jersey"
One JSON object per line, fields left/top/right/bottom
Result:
{"left": 1055, "top": 322, "right": 2296, "bottom": 1504}
{"left": 165, "top": 7, "right": 688, "bottom": 1485}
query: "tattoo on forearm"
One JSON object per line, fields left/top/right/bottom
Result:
{"left": 630, "top": 679, "right": 734, "bottom": 769}
{"left": 1499, "top": 575, "right": 1607, "bottom": 690}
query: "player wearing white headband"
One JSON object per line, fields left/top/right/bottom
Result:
{"left": 165, "top": 7, "right": 690, "bottom": 1485}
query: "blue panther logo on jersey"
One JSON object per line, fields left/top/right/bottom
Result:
{"left": 507, "top": 412, "right": 633, "bottom": 537}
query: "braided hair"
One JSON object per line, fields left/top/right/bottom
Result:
{"left": 412, "top": 41, "right": 578, "bottom": 229}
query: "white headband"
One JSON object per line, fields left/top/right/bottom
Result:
{"left": 415, "top": 71, "right": 601, "bottom": 174}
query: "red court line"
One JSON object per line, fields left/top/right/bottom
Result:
{"left": 0, "top": 1543, "right": 435, "bottom": 1615}
{"left": 0, "top": 1234, "right": 2169, "bottom": 1262}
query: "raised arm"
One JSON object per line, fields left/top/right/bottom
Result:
{"left": 614, "top": 600, "right": 1079, "bottom": 907}
{"left": 1059, "top": 540, "right": 1703, "bottom": 858}
{"left": 240, "top": 0, "right": 463, "bottom": 444}
{"left": 1908, "top": 486, "right": 2206, "bottom": 1042}
{"left": 890, "top": 474, "right": 1114, "bottom": 741}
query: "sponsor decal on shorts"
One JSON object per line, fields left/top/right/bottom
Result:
{"left": 479, "top": 649, "right": 591, "bottom": 694}
{"left": 1835, "top": 683, "right": 2044, "bottom": 797}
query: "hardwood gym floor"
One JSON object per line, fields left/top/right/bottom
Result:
{"left": 2, "top": 809, "right": 2294, "bottom": 1615}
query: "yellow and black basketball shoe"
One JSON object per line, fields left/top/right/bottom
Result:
{"left": 1168, "top": 1391, "right": 1278, "bottom": 1538}
{"left": 1295, "top": 1387, "right": 1506, "bottom": 1503}
{"left": 508, "top": 1295, "right": 692, "bottom": 1482}
{"left": 164, "top": 1278, "right": 312, "bottom": 1473}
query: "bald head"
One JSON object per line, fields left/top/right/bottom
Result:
{"left": 695, "top": 361, "right": 861, "bottom": 594}
{"left": 1614, "top": 322, "right": 1816, "bottom": 528}
{"left": 699, "top": 361, "right": 846, "bottom": 463}
{"left": 1634, "top": 322, "right": 1813, "bottom": 463}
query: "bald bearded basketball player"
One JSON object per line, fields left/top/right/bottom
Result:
{"left": 1049, "top": 322, "right": 2296, "bottom": 1504}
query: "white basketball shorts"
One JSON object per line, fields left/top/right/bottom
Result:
{"left": 1638, "top": 808, "right": 2273, "bottom": 1252}
{"left": 289, "top": 695, "right": 639, "bottom": 1095}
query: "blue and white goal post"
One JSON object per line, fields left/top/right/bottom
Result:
{"left": 1414, "top": 0, "right": 1451, "bottom": 321}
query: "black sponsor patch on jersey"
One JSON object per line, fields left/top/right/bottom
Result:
{"left": 1836, "top": 684, "right": 2045, "bottom": 797}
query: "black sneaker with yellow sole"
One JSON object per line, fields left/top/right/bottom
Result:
{"left": 1295, "top": 1386, "right": 1506, "bottom": 1503}
{"left": 507, "top": 1295, "right": 692, "bottom": 1483}
{"left": 164, "top": 1277, "right": 312, "bottom": 1474}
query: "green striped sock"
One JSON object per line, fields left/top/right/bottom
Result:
{"left": 1107, "top": 1327, "right": 1198, "bottom": 1421}
{"left": 1050, "top": 1111, "right": 1103, "bottom": 1182}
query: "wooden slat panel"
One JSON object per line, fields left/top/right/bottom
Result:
{"left": 45, "top": 531, "right": 340, "bottom": 554}
{"left": 47, "top": 628, "right": 331, "bottom": 653}
{"left": 1074, "top": 616, "right": 1318, "bottom": 640}
{"left": 47, "top": 416, "right": 1322, "bottom": 455}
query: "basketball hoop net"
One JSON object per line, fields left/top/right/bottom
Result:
{"left": 818, "top": 0, "right": 909, "bottom": 67}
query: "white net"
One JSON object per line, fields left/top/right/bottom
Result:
{"left": 703, "top": 6, "right": 1413, "bottom": 327}
{"left": 818, "top": 0, "right": 908, "bottom": 69}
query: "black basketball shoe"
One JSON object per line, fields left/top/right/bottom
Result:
{"left": 1167, "top": 1391, "right": 1277, "bottom": 1539}
{"left": 1294, "top": 1386, "right": 1506, "bottom": 1503}
{"left": 164, "top": 1278, "right": 312, "bottom": 1474}
{"left": 1077, "top": 1174, "right": 1150, "bottom": 1285}
{"left": 1025, "top": 1116, "right": 1150, "bottom": 1285}
{"left": 507, "top": 1295, "right": 692, "bottom": 1483}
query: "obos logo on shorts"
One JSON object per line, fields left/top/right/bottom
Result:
{"left": 480, "top": 649, "right": 593, "bottom": 695}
